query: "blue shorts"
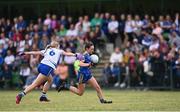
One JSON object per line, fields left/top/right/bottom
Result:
{"left": 37, "top": 63, "right": 54, "bottom": 76}
{"left": 77, "top": 71, "right": 92, "bottom": 84}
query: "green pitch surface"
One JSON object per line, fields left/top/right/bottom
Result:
{"left": 0, "top": 90, "right": 180, "bottom": 111}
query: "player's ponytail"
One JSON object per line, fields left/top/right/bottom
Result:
{"left": 44, "top": 44, "right": 51, "bottom": 53}
{"left": 44, "top": 41, "right": 59, "bottom": 53}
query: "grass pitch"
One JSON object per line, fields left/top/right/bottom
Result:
{"left": 0, "top": 89, "right": 180, "bottom": 111}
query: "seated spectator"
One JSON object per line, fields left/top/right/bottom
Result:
{"left": 169, "top": 31, "right": 180, "bottom": 48}
{"left": 38, "top": 34, "right": 49, "bottom": 50}
{"left": 149, "top": 36, "right": 160, "bottom": 51}
{"left": 110, "top": 47, "right": 123, "bottom": 64}
{"left": 66, "top": 24, "right": 78, "bottom": 38}
{"left": 141, "top": 30, "right": 153, "bottom": 47}
{"left": 112, "top": 63, "right": 121, "bottom": 87}
{"left": 4, "top": 50, "right": 15, "bottom": 66}
{"left": 57, "top": 24, "right": 67, "bottom": 38}
{"left": 152, "top": 22, "right": 163, "bottom": 36}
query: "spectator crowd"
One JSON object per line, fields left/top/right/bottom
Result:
{"left": 0, "top": 12, "right": 180, "bottom": 89}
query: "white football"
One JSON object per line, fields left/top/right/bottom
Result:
{"left": 90, "top": 54, "right": 99, "bottom": 63}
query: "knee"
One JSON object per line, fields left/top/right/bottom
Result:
{"left": 78, "top": 91, "right": 84, "bottom": 96}
{"left": 95, "top": 85, "right": 101, "bottom": 92}
{"left": 47, "top": 78, "right": 53, "bottom": 84}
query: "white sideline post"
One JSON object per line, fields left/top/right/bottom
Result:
{"left": 106, "top": 43, "right": 114, "bottom": 54}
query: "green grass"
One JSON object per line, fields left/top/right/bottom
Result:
{"left": 0, "top": 90, "right": 180, "bottom": 111}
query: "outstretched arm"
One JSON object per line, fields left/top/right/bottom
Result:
{"left": 24, "top": 51, "right": 43, "bottom": 55}
{"left": 62, "top": 51, "right": 76, "bottom": 56}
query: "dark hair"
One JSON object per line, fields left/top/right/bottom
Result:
{"left": 85, "top": 42, "right": 94, "bottom": 50}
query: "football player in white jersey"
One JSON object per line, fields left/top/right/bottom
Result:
{"left": 16, "top": 41, "right": 76, "bottom": 104}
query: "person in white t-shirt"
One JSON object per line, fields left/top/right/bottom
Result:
{"left": 133, "top": 15, "right": 143, "bottom": 36}
{"left": 82, "top": 15, "right": 91, "bottom": 33}
{"left": 152, "top": 22, "right": 163, "bottom": 36}
{"left": 16, "top": 41, "right": 77, "bottom": 104}
{"left": 125, "top": 14, "right": 135, "bottom": 43}
{"left": 75, "top": 16, "right": 83, "bottom": 31}
{"left": 108, "top": 15, "right": 119, "bottom": 44}
{"left": 110, "top": 47, "right": 123, "bottom": 64}
{"left": 66, "top": 24, "right": 78, "bottom": 38}
{"left": 4, "top": 50, "right": 15, "bottom": 65}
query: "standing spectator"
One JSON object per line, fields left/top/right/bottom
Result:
{"left": 43, "top": 13, "right": 51, "bottom": 28}
{"left": 158, "top": 15, "right": 164, "bottom": 27}
{"left": 174, "top": 13, "right": 180, "bottom": 31}
{"left": 60, "top": 15, "right": 68, "bottom": 28}
{"left": 64, "top": 48, "right": 76, "bottom": 85}
{"left": 150, "top": 50, "right": 165, "bottom": 86}
{"left": 37, "top": 17, "right": 43, "bottom": 30}
{"left": 162, "top": 14, "right": 172, "bottom": 34}
{"left": 91, "top": 13, "right": 102, "bottom": 29}
{"left": 51, "top": 14, "right": 58, "bottom": 29}
{"left": 5, "top": 19, "right": 12, "bottom": 37}
{"left": 124, "top": 14, "right": 135, "bottom": 43}
{"left": 118, "top": 14, "right": 126, "bottom": 42}
{"left": 75, "top": 16, "right": 83, "bottom": 31}
{"left": 67, "top": 16, "right": 73, "bottom": 29}
{"left": 82, "top": 15, "right": 91, "bottom": 33}
{"left": 142, "top": 14, "right": 150, "bottom": 30}
{"left": 17, "top": 16, "right": 27, "bottom": 30}
{"left": 19, "top": 64, "right": 31, "bottom": 88}
{"left": 102, "top": 12, "right": 110, "bottom": 36}
{"left": 13, "top": 17, "right": 18, "bottom": 30}
{"left": 108, "top": 15, "right": 119, "bottom": 45}
{"left": 133, "top": 15, "right": 143, "bottom": 37}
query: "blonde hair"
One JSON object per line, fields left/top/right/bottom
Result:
{"left": 44, "top": 41, "right": 59, "bottom": 53}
